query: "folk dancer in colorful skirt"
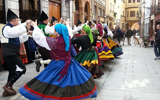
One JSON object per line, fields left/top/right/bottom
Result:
{"left": 95, "top": 23, "right": 114, "bottom": 61}
{"left": 19, "top": 22, "right": 97, "bottom": 100}
{"left": 35, "top": 19, "right": 78, "bottom": 72}
{"left": 72, "top": 25, "right": 104, "bottom": 78}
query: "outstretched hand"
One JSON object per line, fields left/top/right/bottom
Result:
{"left": 30, "top": 20, "right": 37, "bottom": 27}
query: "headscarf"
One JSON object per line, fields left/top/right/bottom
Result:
{"left": 96, "top": 23, "right": 103, "bottom": 37}
{"left": 55, "top": 24, "right": 70, "bottom": 51}
{"left": 103, "top": 24, "right": 108, "bottom": 30}
{"left": 82, "top": 25, "right": 94, "bottom": 43}
{"left": 92, "top": 29, "right": 99, "bottom": 35}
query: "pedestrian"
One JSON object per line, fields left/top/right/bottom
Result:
{"left": 154, "top": 24, "right": 160, "bottom": 60}
{"left": 114, "top": 25, "right": 122, "bottom": 46}
{"left": 1, "top": 9, "right": 31, "bottom": 97}
{"left": 133, "top": 28, "right": 136, "bottom": 39}
{"left": 125, "top": 27, "right": 133, "bottom": 45}
{"left": 19, "top": 22, "right": 97, "bottom": 100}
{"left": 121, "top": 29, "right": 126, "bottom": 45}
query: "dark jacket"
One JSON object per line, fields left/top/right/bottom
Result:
{"left": 126, "top": 30, "right": 133, "bottom": 37}
{"left": 155, "top": 29, "right": 160, "bottom": 43}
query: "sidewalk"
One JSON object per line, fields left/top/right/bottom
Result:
{"left": 0, "top": 38, "right": 160, "bottom": 100}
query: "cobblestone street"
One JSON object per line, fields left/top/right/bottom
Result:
{"left": 0, "top": 39, "right": 160, "bottom": 100}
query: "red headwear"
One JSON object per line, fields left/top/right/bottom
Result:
{"left": 96, "top": 23, "right": 103, "bottom": 37}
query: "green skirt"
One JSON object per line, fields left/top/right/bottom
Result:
{"left": 74, "top": 49, "right": 104, "bottom": 78}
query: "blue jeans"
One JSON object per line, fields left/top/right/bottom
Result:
{"left": 154, "top": 43, "right": 160, "bottom": 57}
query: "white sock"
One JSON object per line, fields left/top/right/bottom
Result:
{"left": 40, "top": 59, "right": 51, "bottom": 65}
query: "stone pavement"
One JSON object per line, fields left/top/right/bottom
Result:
{"left": 0, "top": 39, "right": 160, "bottom": 100}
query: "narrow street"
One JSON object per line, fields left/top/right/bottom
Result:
{"left": 0, "top": 39, "right": 160, "bottom": 100}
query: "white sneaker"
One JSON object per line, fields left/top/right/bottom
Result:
{"left": 154, "top": 57, "right": 158, "bottom": 60}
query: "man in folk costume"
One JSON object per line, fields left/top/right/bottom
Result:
{"left": 50, "top": 16, "right": 58, "bottom": 38}
{"left": 1, "top": 9, "right": 31, "bottom": 97}
{"left": 36, "top": 11, "right": 54, "bottom": 69}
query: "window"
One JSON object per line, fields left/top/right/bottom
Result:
{"left": 19, "top": 0, "right": 40, "bottom": 22}
{"left": 128, "top": 0, "right": 131, "bottom": 3}
{"left": 133, "top": 0, "right": 135, "bottom": 3}
{"left": 130, "top": 11, "right": 135, "bottom": 17}
{"left": 110, "top": 3, "right": 112, "bottom": 11}
{"left": 122, "top": 23, "right": 124, "bottom": 29}
{"left": 137, "top": 0, "right": 140, "bottom": 2}
{"left": 99, "top": 8, "right": 101, "bottom": 16}
{"left": 94, "top": 6, "right": 97, "bottom": 14}
{"left": 103, "top": 10, "right": 105, "bottom": 16}
{"left": 127, "top": 11, "right": 129, "bottom": 17}
{"left": 123, "top": 11, "right": 125, "bottom": 16}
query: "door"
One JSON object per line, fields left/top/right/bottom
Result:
{"left": 0, "top": 0, "right": 5, "bottom": 23}
{"left": 49, "top": 2, "right": 60, "bottom": 21}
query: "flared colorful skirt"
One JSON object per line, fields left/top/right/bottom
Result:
{"left": 19, "top": 58, "right": 97, "bottom": 100}
{"left": 96, "top": 41, "right": 114, "bottom": 61}
{"left": 103, "top": 38, "right": 123, "bottom": 57}
{"left": 19, "top": 43, "right": 28, "bottom": 64}
{"left": 74, "top": 49, "right": 104, "bottom": 78}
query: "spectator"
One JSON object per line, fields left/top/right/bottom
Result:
{"left": 154, "top": 24, "right": 160, "bottom": 60}
{"left": 125, "top": 27, "right": 133, "bottom": 45}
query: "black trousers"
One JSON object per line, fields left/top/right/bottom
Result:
{"left": 38, "top": 47, "right": 51, "bottom": 67}
{"left": 3, "top": 55, "right": 26, "bottom": 85}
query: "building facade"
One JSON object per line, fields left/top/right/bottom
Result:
{"left": 106, "top": 0, "right": 116, "bottom": 29}
{"left": 92, "top": 0, "right": 106, "bottom": 23}
{"left": 0, "top": 0, "right": 73, "bottom": 26}
{"left": 149, "top": 0, "right": 160, "bottom": 37}
{"left": 72, "top": 0, "right": 92, "bottom": 25}
{"left": 125, "top": 0, "right": 141, "bottom": 30}
{"left": 115, "top": 0, "right": 126, "bottom": 29}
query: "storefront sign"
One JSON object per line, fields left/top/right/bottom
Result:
{"left": 151, "top": 15, "right": 154, "bottom": 20}
{"left": 100, "top": 17, "right": 104, "bottom": 22}
{"left": 155, "top": 13, "right": 160, "bottom": 21}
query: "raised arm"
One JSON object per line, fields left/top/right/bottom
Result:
{"left": 3, "top": 23, "right": 27, "bottom": 38}
{"left": 45, "top": 26, "right": 55, "bottom": 35}
{"left": 32, "top": 25, "right": 51, "bottom": 51}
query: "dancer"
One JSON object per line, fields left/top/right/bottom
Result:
{"left": 1, "top": 9, "right": 31, "bottom": 97}
{"left": 19, "top": 22, "right": 97, "bottom": 100}
{"left": 72, "top": 25, "right": 104, "bottom": 78}
{"left": 37, "top": 11, "right": 54, "bottom": 68}
{"left": 35, "top": 19, "right": 77, "bottom": 72}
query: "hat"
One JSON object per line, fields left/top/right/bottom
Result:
{"left": 7, "top": 9, "right": 18, "bottom": 21}
{"left": 51, "top": 16, "right": 58, "bottom": 24}
{"left": 40, "top": 11, "right": 48, "bottom": 21}
{"left": 76, "top": 20, "right": 82, "bottom": 27}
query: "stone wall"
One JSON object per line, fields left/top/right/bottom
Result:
{"left": 41, "top": 0, "right": 49, "bottom": 16}
{"left": 6, "top": 0, "right": 19, "bottom": 17}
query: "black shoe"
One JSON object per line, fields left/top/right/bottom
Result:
{"left": 35, "top": 60, "right": 41, "bottom": 72}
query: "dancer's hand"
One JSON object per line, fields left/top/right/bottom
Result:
{"left": 27, "top": 30, "right": 33, "bottom": 35}
{"left": 59, "top": 17, "right": 63, "bottom": 23}
{"left": 49, "top": 16, "right": 52, "bottom": 23}
{"left": 26, "top": 19, "right": 32, "bottom": 25}
{"left": 30, "top": 20, "right": 37, "bottom": 27}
